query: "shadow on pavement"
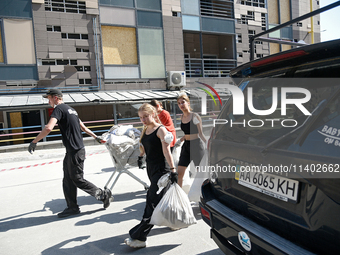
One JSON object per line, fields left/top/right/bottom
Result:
{"left": 41, "top": 234, "right": 179, "bottom": 255}
{"left": 0, "top": 190, "right": 148, "bottom": 233}
{"left": 75, "top": 200, "right": 145, "bottom": 226}
{"left": 101, "top": 167, "right": 115, "bottom": 172}
{"left": 197, "top": 249, "right": 224, "bottom": 255}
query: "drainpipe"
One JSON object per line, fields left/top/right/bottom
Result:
{"left": 310, "top": 0, "right": 314, "bottom": 43}
{"left": 93, "top": 17, "right": 102, "bottom": 90}
{"left": 113, "top": 104, "right": 117, "bottom": 125}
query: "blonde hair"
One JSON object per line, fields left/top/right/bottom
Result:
{"left": 138, "top": 103, "right": 161, "bottom": 153}
{"left": 177, "top": 93, "right": 193, "bottom": 111}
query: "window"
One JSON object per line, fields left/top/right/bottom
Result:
{"left": 241, "top": 0, "right": 265, "bottom": 8}
{"left": 137, "top": 10, "right": 162, "bottom": 27}
{"left": 75, "top": 66, "right": 91, "bottom": 71}
{"left": 61, "top": 33, "right": 88, "bottom": 39}
{"left": 101, "top": 26, "right": 138, "bottom": 65}
{"left": 200, "top": 0, "right": 234, "bottom": 19}
{"left": 0, "top": 22, "right": 3, "bottom": 63}
{"left": 247, "top": 11, "right": 255, "bottom": 21}
{"left": 138, "top": 28, "right": 165, "bottom": 78}
{"left": 237, "top": 34, "right": 242, "bottom": 43}
{"left": 256, "top": 54, "right": 263, "bottom": 58}
{"left": 240, "top": 15, "right": 248, "bottom": 24}
{"left": 42, "top": 59, "right": 77, "bottom": 65}
{"left": 76, "top": 48, "right": 89, "bottom": 52}
{"left": 42, "top": 59, "right": 56, "bottom": 65}
{"left": 45, "top": 0, "right": 86, "bottom": 14}
{"left": 237, "top": 52, "right": 243, "bottom": 58}
{"left": 99, "top": 2, "right": 165, "bottom": 80}
{"left": 136, "top": 0, "right": 161, "bottom": 11}
{"left": 47, "top": 25, "right": 61, "bottom": 32}
{"left": 297, "top": 22, "right": 302, "bottom": 27}
{"left": 2, "top": 19, "right": 36, "bottom": 64}
{"left": 99, "top": 0, "right": 134, "bottom": 8}
{"left": 201, "top": 17, "right": 235, "bottom": 33}
{"left": 248, "top": 30, "right": 255, "bottom": 42}
{"left": 182, "top": 15, "right": 200, "bottom": 31}
{"left": 99, "top": 7, "right": 136, "bottom": 26}
{"left": 181, "top": 0, "right": 199, "bottom": 15}
{"left": 261, "top": 13, "right": 266, "bottom": 31}
{"left": 79, "top": 78, "right": 92, "bottom": 84}
{"left": 239, "top": 12, "right": 254, "bottom": 25}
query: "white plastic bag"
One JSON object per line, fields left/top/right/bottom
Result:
{"left": 181, "top": 166, "right": 192, "bottom": 194}
{"left": 188, "top": 150, "right": 209, "bottom": 202}
{"left": 150, "top": 180, "right": 197, "bottom": 229}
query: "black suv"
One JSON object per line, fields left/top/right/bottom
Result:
{"left": 200, "top": 39, "right": 340, "bottom": 254}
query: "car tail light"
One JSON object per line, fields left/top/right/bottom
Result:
{"left": 251, "top": 50, "right": 308, "bottom": 67}
{"left": 200, "top": 206, "right": 211, "bottom": 221}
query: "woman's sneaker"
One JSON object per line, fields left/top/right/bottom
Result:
{"left": 124, "top": 238, "right": 147, "bottom": 248}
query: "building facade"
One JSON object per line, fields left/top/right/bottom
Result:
{"left": 0, "top": 0, "right": 321, "bottom": 145}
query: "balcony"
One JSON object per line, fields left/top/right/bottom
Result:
{"left": 185, "top": 58, "right": 236, "bottom": 77}
{"left": 200, "top": 0, "right": 234, "bottom": 19}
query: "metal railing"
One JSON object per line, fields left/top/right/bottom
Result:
{"left": 185, "top": 58, "right": 236, "bottom": 77}
{"left": 0, "top": 112, "right": 218, "bottom": 146}
{"left": 200, "top": 0, "right": 234, "bottom": 19}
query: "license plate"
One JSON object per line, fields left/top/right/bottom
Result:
{"left": 235, "top": 169, "right": 299, "bottom": 202}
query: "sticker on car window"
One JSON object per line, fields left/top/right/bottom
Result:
{"left": 318, "top": 125, "right": 340, "bottom": 146}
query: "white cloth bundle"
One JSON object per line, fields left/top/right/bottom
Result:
{"left": 102, "top": 125, "right": 141, "bottom": 169}
{"left": 162, "top": 132, "right": 174, "bottom": 144}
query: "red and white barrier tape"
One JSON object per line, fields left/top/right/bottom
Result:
{"left": 0, "top": 150, "right": 107, "bottom": 173}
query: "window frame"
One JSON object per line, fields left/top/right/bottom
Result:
{"left": 44, "top": 0, "right": 86, "bottom": 14}
{"left": 0, "top": 19, "right": 5, "bottom": 64}
{"left": 99, "top": 1, "right": 166, "bottom": 79}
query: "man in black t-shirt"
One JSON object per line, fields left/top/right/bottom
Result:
{"left": 28, "top": 89, "right": 112, "bottom": 218}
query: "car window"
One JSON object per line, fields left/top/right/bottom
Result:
{"left": 215, "top": 78, "right": 340, "bottom": 147}
{"left": 287, "top": 96, "right": 340, "bottom": 158}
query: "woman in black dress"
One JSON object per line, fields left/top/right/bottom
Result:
{"left": 125, "top": 103, "right": 177, "bottom": 248}
{"left": 176, "top": 93, "right": 206, "bottom": 187}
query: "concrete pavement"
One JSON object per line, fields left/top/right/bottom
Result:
{"left": 0, "top": 143, "right": 223, "bottom": 255}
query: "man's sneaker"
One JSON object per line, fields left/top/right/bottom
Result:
{"left": 103, "top": 189, "right": 112, "bottom": 209}
{"left": 124, "top": 237, "right": 147, "bottom": 248}
{"left": 57, "top": 207, "right": 80, "bottom": 218}
{"left": 95, "top": 188, "right": 113, "bottom": 209}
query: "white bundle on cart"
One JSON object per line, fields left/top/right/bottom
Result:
{"left": 102, "top": 125, "right": 141, "bottom": 170}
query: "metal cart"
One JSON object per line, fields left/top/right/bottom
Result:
{"left": 102, "top": 126, "right": 149, "bottom": 193}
